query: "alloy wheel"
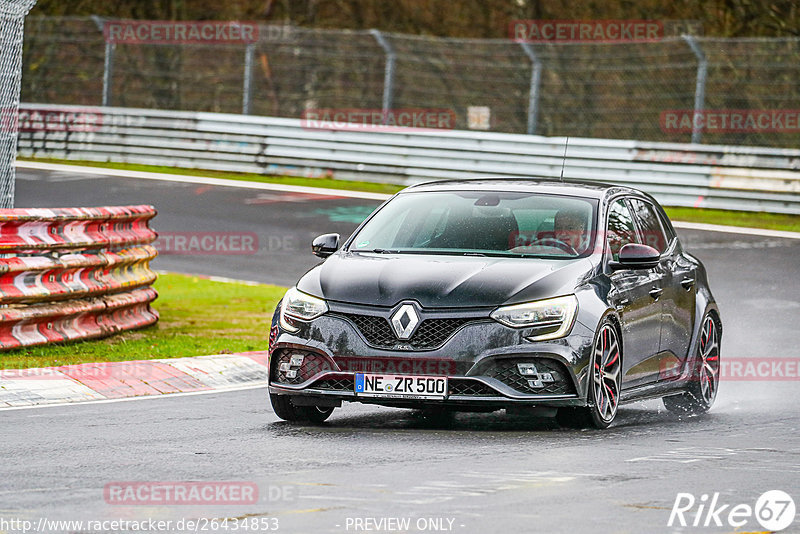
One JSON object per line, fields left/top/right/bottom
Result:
{"left": 593, "top": 323, "right": 621, "bottom": 423}
{"left": 697, "top": 316, "right": 720, "bottom": 405}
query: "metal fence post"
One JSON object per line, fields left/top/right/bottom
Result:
{"left": 90, "top": 16, "right": 113, "bottom": 107}
{"left": 1, "top": 0, "right": 38, "bottom": 208}
{"left": 242, "top": 42, "right": 254, "bottom": 115}
{"left": 101, "top": 42, "right": 115, "bottom": 107}
{"left": 683, "top": 35, "right": 707, "bottom": 145}
{"left": 519, "top": 42, "right": 542, "bottom": 136}
{"left": 370, "top": 29, "right": 395, "bottom": 123}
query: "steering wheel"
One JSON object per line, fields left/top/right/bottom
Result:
{"left": 529, "top": 237, "right": 578, "bottom": 255}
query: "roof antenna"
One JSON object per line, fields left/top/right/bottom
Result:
{"left": 559, "top": 136, "right": 570, "bottom": 182}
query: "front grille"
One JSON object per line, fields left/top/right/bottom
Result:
{"left": 449, "top": 379, "right": 497, "bottom": 397}
{"left": 333, "top": 313, "right": 475, "bottom": 350}
{"left": 272, "top": 349, "right": 333, "bottom": 385}
{"left": 311, "top": 377, "right": 354, "bottom": 391}
{"left": 481, "top": 358, "right": 576, "bottom": 395}
{"left": 340, "top": 314, "right": 396, "bottom": 347}
{"left": 413, "top": 318, "right": 475, "bottom": 350}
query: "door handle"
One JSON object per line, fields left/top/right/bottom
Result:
{"left": 649, "top": 287, "right": 663, "bottom": 300}
{"left": 615, "top": 297, "right": 630, "bottom": 311}
{"left": 681, "top": 277, "right": 695, "bottom": 290}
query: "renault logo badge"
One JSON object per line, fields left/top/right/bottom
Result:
{"left": 390, "top": 304, "right": 419, "bottom": 340}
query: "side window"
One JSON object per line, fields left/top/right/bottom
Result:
{"left": 658, "top": 210, "right": 677, "bottom": 243}
{"left": 606, "top": 199, "right": 637, "bottom": 260}
{"left": 629, "top": 199, "right": 668, "bottom": 253}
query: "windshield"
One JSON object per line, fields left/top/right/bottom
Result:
{"left": 349, "top": 190, "right": 597, "bottom": 258}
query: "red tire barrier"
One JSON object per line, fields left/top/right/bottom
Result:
{"left": 0, "top": 288, "right": 158, "bottom": 350}
{"left": 0, "top": 206, "right": 159, "bottom": 350}
{"left": 0, "top": 245, "right": 157, "bottom": 303}
{"left": 0, "top": 205, "right": 156, "bottom": 252}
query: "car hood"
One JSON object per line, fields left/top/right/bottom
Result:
{"left": 296, "top": 252, "right": 596, "bottom": 308}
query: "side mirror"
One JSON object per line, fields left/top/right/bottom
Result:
{"left": 312, "top": 233, "right": 340, "bottom": 258}
{"left": 609, "top": 243, "right": 660, "bottom": 271}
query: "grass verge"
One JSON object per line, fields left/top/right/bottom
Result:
{"left": 0, "top": 273, "right": 285, "bottom": 370}
{"left": 664, "top": 206, "right": 800, "bottom": 233}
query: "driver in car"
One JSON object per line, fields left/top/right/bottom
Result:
{"left": 553, "top": 208, "right": 590, "bottom": 254}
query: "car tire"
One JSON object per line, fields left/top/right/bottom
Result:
{"left": 270, "top": 393, "right": 335, "bottom": 423}
{"left": 270, "top": 393, "right": 304, "bottom": 421}
{"left": 298, "top": 405, "right": 335, "bottom": 424}
{"left": 555, "top": 407, "right": 591, "bottom": 428}
{"left": 663, "top": 314, "right": 720, "bottom": 416}
{"left": 557, "top": 318, "right": 622, "bottom": 430}
{"left": 416, "top": 407, "right": 456, "bottom": 424}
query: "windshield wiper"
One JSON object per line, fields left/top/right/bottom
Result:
{"left": 358, "top": 248, "right": 400, "bottom": 254}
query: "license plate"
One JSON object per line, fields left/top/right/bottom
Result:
{"left": 354, "top": 373, "right": 447, "bottom": 400}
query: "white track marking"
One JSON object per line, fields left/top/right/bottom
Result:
{"left": 167, "top": 354, "right": 268, "bottom": 389}
{"left": 17, "top": 161, "right": 800, "bottom": 239}
{"left": 0, "top": 384, "right": 267, "bottom": 412}
{"left": 154, "top": 270, "right": 264, "bottom": 286}
{"left": 0, "top": 353, "right": 271, "bottom": 411}
{"left": 15, "top": 161, "right": 392, "bottom": 201}
{"left": 672, "top": 221, "right": 800, "bottom": 240}
{"left": 0, "top": 374, "right": 105, "bottom": 406}
{"left": 627, "top": 447, "right": 739, "bottom": 463}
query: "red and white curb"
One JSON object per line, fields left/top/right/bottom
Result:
{"left": 0, "top": 351, "right": 268, "bottom": 409}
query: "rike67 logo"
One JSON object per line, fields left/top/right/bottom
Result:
{"left": 669, "top": 490, "right": 796, "bottom": 531}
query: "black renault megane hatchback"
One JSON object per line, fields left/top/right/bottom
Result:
{"left": 267, "top": 179, "right": 721, "bottom": 428}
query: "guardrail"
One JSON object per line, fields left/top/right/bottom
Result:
{"left": 16, "top": 104, "right": 800, "bottom": 214}
{"left": 0, "top": 205, "right": 158, "bottom": 350}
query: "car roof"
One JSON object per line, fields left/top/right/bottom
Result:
{"left": 401, "top": 178, "right": 649, "bottom": 201}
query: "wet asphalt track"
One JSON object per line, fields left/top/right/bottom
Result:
{"left": 1, "top": 167, "right": 799, "bottom": 534}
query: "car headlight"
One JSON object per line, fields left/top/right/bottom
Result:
{"left": 490, "top": 295, "right": 578, "bottom": 340}
{"left": 279, "top": 287, "right": 328, "bottom": 332}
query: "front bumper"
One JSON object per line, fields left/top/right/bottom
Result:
{"left": 268, "top": 304, "right": 596, "bottom": 409}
